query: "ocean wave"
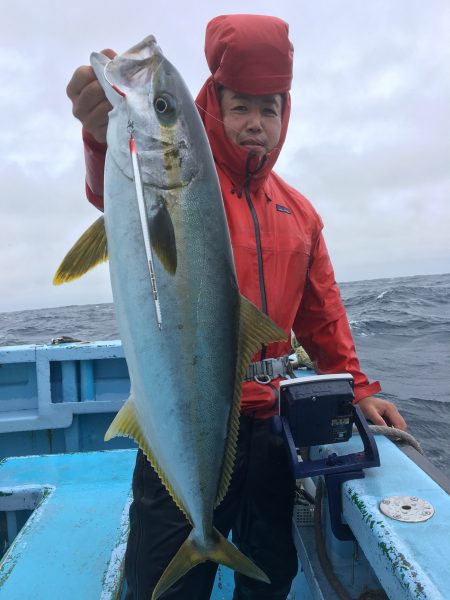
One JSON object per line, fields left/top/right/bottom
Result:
{"left": 376, "top": 290, "right": 388, "bottom": 300}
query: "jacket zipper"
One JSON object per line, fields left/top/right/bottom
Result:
{"left": 244, "top": 184, "right": 268, "bottom": 361}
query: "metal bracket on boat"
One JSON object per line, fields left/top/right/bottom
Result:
{"left": 273, "top": 374, "right": 380, "bottom": 541}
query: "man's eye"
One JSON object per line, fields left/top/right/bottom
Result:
{"left": 231, "top": 105, "right": 247, "bottom": 112}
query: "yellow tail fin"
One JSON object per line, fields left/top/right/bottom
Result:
{"left": 152, "top": 527, "right": 270, "bottom": 599}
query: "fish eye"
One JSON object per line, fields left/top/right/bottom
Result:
{"left": 154, "top": 94, "right": 175, "bottom": 116}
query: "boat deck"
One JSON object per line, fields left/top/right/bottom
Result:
{"left": 0, "top": 450, "right": 134, "bottom": 599}
{"left": 0, "top": 449, "right": 309, "bottom": 599}
{"left": 1, "top": 340, "right": 449, "bottom": 599}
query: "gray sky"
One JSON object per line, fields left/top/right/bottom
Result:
{"left": 1, "top": 0, "right": 449, "bottom": 312}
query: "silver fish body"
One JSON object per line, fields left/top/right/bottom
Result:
{"left": 97, "top": 37, "right": 240, "bottom": 535}
{"left": 57, "top": 36, "right": 286, "bottom": 599}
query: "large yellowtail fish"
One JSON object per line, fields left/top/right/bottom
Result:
{"left": 54, "top": 36, "right": 286, "bottom": 599}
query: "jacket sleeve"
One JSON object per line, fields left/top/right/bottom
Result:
{"left": 293, "top": 232, "right": 381, "bottom": 403}
{"left": 82, "top": 128, "right": 106, "bottom": 211}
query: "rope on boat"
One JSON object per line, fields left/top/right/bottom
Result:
{"left": 311, "top": 426, "right": 423, "bottom": 600}
{"left": 290, "top": 332, "right": 315, "bottom": 370}
{"left": 366, "top": 425, "right": 424, "bottom": 455}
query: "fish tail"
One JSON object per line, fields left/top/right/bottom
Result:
{"left": 151, "top": 527, "right": 270, "bottom": 599}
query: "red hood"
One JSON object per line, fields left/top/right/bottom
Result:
{"left": 195, "top": 14, "right": 294, "bottom": 192}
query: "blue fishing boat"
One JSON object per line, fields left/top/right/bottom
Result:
{"left": 0, "top": 339, "right": 448, "bottom": 599}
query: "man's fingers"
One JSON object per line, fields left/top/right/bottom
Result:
{"left": 73, "top": 79, "right": 110, "bottom": 118}
{"left": 66, "top": 65, "right": 97, "bottom": 100}
{"left": 67, "top": 48, "right": 117, "bottom": 143}
{"left": 358, "top": 396, "right": 408, "bottom": 432}
{"left": 101, "top": 48, "right": 117, "bottom": 60}
{"left": 67, "top": 50, "right": 117, "bottom": 99}
{"left": 384, "top": 405, "right": 407, "bottom": 432}
{"left": 69, "top": 77, "right": 112, "bottom": 143}
{"left": 366, "top": 408, "right": 388, "bottom": 428}
{"left": 83, "top": 100, "right": 111, "bottom": 143}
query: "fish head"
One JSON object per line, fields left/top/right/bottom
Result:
{"left": 91, "top": 36, "right": 202, "bottom": 190}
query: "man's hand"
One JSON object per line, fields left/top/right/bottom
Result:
{"left": 357, "top": 396, "right": 407, "bottom": 431}
{"left": 66, "top": 49, "right": 117, "bottom": 144}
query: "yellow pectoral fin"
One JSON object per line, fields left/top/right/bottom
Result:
{"left": 53, "top": 216, "right": 108, "bottom": 285}
{"left": 215, "top": 295, "right": 287, "bottom": 508}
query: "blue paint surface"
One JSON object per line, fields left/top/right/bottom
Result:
{"left": 0, "top": 343, "right": 312, "bottom": 599}
{"left": 0, "top": 341, "right": 135, "bottom": 459}
{"left": 0, "top": 447, "right": 309, "bottom": 599}
{"left": 4, "top": 342, "right": 450, "bottom": 598}
{"left": 319, "top": 435, "right": 450, "bottom": 599}
{"left": 0, "top": 450, "right": 136, "bottom": 599}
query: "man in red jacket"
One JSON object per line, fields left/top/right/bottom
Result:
{"left": 67, "top": 14, "right": 406, "bottom": 600}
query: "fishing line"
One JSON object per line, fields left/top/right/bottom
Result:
{"left": 195, "top": 103, "right": 228, "bottom": 127}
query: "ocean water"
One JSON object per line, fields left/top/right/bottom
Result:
{"left": 0, "top": 273, "right": 449, "bottom": 476}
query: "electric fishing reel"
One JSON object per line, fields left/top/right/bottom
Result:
{"left": 272, "top": 373, "right": 380, "bottom": 540}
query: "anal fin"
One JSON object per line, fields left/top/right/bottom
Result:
{"left": 105, "top": 398, "right": 190, "bottom": 522}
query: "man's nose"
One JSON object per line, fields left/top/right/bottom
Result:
{"left": 245, "top": 108, "right": 263, "bottom": 131}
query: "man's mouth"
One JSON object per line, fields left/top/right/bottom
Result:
{"left": 240, "top": 139, "right": 265, "bottom": 152}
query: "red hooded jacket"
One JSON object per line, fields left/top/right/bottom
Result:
{"left": 82, "top": 14, "right": 381, "bottom": 418}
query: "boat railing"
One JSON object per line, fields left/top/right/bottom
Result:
{"left": 0, "top": 340, "right": 135, "bottom": 457}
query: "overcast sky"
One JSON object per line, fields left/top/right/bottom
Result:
{"left": 0, "top": 0, "right": 449, "bottom": 312}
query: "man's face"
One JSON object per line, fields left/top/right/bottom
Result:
{"left": 219, "top": 88, "right": 283, "bottom": 157}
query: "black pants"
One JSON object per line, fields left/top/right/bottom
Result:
{"left": 124, "top": 416, "right": 298, "bottom": 600}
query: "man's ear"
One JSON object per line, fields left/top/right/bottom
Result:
{"left": 280, "top": 93, "right": 287, "bottom": 115}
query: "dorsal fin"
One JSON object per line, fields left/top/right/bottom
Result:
{"left": 215, "top": 295, "right": 287, "bottom": 507}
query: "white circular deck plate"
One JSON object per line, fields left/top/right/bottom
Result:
{"left": 379, "top": 495, "right": 434, "bottom": 522}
